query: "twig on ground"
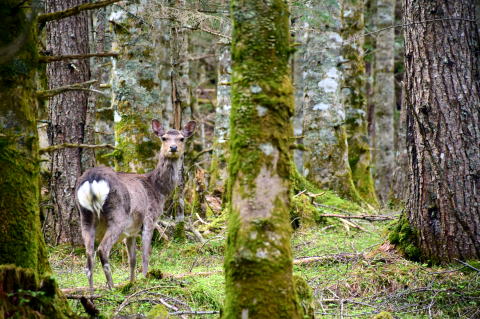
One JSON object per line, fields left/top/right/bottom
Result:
{"left": 169, "top": 310, "right": 220, "bottom": 316}
{"left": 114, "top": 285, "right": 178, "bottom": 316}
{"left": 293, "top": 253, "right": 362, "bottom": 265}
{"left": 65, "top": 294, "right": 102, "bottom": 299}
{"left": 454, "top": 259, "right": 480, "bottom": 273}
{"left": 80, "top": 296, "right": 100, "bottom": 317}
{"left": 189, "top": 236, "right": 224, "bottom": 272}
{"left": 317, "top": 213, "right": 396, "bottom": 221}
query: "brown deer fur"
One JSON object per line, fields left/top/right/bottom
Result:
{"left": 75, "top": 120, "right": 196, "bottom": 289}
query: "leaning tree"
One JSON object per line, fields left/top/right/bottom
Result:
{"left": 403, "top": 0, "right": 480, "bottom": 261}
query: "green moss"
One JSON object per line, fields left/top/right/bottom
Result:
{"left": 147, "top": 304, "right": 169, "bottom": 319}
{"left": 293, "top": 275, "right": 315, "bottom": 319}
{"left": 371, "top": 311, "right": 394, "bottom": 319}
{"left": 0, "top": 265, "right": 74, "bottom": 318}
{"left": 388, "top": 214, "right": 421, "bottom": 261}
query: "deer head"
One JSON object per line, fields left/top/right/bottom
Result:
{"left": 152, "top": 120, "right": 196, "bottom": 159}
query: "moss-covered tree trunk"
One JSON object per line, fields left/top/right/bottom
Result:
{"left": 223, "top": 1, "right": 306, "bottom": 318}
{"left": 0, "top": 3, "right": 72, "bottom": 317}
{"left": 404, "top": 0, "right": 480, "bottom": 261}
{"left": 341, "top": 0, "right": 378, "bottom": 206}
{"left": 110, "top": 0, "right": 167, "bottom": 172}
{"left": 300, "top": 0, "right": 362, "bottom": 202}
{"left": 373, "top": 0, "right": 396, "bottom": 203}
{"left": 44, "top": 0, "right": 91, "bottom": 245}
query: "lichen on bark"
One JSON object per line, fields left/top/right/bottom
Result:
{"left": 298, "top": 0, "right": 362, "bottom": 203}
{"left": 223, "top": 1, "right": 307, "bottom": 318}
{"left": 110, "top": 0, "right": 170, "bottom": 172}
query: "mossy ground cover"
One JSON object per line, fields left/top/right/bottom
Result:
{"left": 49, "top": 208, "right": 480, "bottom": 318}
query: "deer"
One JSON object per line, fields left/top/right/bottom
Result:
{"left": 75, "top": 120, "right": 196, "bottom": 290}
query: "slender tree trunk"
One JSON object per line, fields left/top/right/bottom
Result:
{"left": 373, "top": 0, "right": 396, "bottom": 203}
{"left": 223, "top": 1, "right": 308, "bottom": 318}
{"left": 110, "top": 0, "right": 165, "bottom": 172}
{"left": 45, "top": 0, "right": 91, "bottom": 245}
{"left": 404, "top": 0, "right": 480, "bottom": 261}
{"left": 342, "top": 0, "right": 378, "bottom": 206}
{"left": 209, "top": 25, "right": 231, "bottom": 193}
{"left": 300, "top": 0, "right": 361, "bottom": 202}
{"left": 169, "top": 0, "right": 190, "bottom": 130}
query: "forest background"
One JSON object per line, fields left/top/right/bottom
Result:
{"left": 1, "top": 0, "right": 479, "bottom": 318}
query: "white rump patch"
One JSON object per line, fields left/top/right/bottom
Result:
{"left": 77, "top": 180, "right": 110, "bottom": 219}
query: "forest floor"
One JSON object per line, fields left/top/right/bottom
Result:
{"left": 49, "top": 206, "right": 480, "bottom": 319}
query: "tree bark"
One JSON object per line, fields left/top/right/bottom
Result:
{"left": 300, "top": 0, "right": 362, "bottom": 202}
{"left": 342, "top": 0, "right": 379, "bottom": 206}
{"left": 0, "top": 6, "right": 73, "bottom": 317}
{"left": 373, "top": 0, "right": 396, "bottom": 203}
{"left": 223, "top": 1, "right": 310, "bottom": 318}
{"left": 209, "top": 24, "right": 231, "bottom": 193}
{"left": 45, "top": 0, "right": 91, "bottom": 245}
{"left": 169, "top": 0, "right": 190, "bottom": 129}
{"left": 404, "top": 0, "right": 480, "bottom": 261}
{"left": 110, "top": 0, "right": 167, "bottom": 172}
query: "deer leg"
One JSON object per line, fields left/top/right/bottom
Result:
{"left": 80, "top": 212, "right": 96, "bottom": 292}
{"left": 124, "top": 237, "right": 137, "bottom": 283}
{"left": 141, "top": 222, "right": 154, "bottom": 277}
{"left": 97, "top": 224, "right": 124, "bottom": 289}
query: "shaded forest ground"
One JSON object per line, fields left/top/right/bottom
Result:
{"left": 49, "top": 203, "right": 480, "bottom": 319}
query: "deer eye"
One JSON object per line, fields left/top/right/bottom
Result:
{"left": 180, "top": 138, "right": 184, "bottom": 142}
{"left": 161, "top": 137, "right": 167, "bottom": 141}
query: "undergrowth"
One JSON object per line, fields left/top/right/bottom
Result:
{"left": 48, "top": 203, "right": 480, "bottom": 318}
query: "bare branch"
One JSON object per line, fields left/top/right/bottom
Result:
{"left": 39, "top": 52, "right": 118, "bottom": 63}
{"left": 37, "top": 79, "right": 97, "bottom": 99}
{"left": 38, "top": 0, "right": 123, "bottom": 25}
{"left": 40, "top": 143, "right": 115, "bottom": 154}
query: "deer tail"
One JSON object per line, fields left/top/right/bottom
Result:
{"left": 77, "top": 180, "right": 110, "bottom": 219}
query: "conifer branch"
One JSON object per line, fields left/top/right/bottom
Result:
{"left": 39, "top": 52, "right": 118, "bottom": 63}
{"left": 38, "top": 0, "right": 122, "bottom": 25}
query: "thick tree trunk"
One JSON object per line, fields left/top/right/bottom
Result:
{"left": 45, "top": 0, "right": 91, "bottom": 245}
{"left": 110, "top": 0, "right": 167, "bottom": 172}
{"left": 223, "top": 1, "right": 310, "bottom": 318}
{"left": 342, "top": 0, "right": 378, "bottom": 206}
{"left": 300, "top": 0, "right": 361, "bottom": 202}
{"left": 373, "top": 0, "right": 396, "bottom": 202}
{"left": 404, "top": 0, "right": 480, "bottom": 261}
{"left": 1, "top": 7, "right": 73, "bottom": 317}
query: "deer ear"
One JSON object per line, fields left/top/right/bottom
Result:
{"left": 182, "top": 120, "right": 196, "bottom": 138}
{"left": 152, "top": 119, "right": 165, "bottom": 136}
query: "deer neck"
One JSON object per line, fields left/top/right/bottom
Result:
{"left": 147, "top": 155, "right": 182, "bottom": 197}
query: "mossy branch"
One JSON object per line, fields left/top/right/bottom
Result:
{"left": 38, "top": 0, "right": 122, "bottom": 26}
{"left": 40, "top": 143, "right": 116, "bottom": 154}
{"left": 39, "top": 52, "right": 118, "bottom": 63}
{"left": 37, "top": 79, "right": 97, "bottom": 99}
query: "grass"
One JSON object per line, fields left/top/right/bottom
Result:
{"left": 49, "top": 211, "right": 480, "bottom": 318}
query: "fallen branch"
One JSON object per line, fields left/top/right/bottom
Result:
{"left": 65, "top": 294, "right": 102, "bottom": 300}
{"left": 80, "top": 296, "right": 100, "bottom": 317}
{"left": 38, "top": 0, "right": 122, "bottom": 25}
{"left": 455, "top": 259, "right": 480, "bottom": 273}
{"left": 39, "top": 52, "right": 118, "bottom": 63}
{"left": 40, "top": 143, "right": 115, "bottom": 154}
{"left": 317, "top": 213, "right": 395, "bottom": 221}
{"left": 37, "top": 79, "right": 97, "bottom": 99}
{"left": 169, "top": 310, "right": 220, "bottom": 316}
{"left": 293, "top": 253, "right": 362, "bottom": 265}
